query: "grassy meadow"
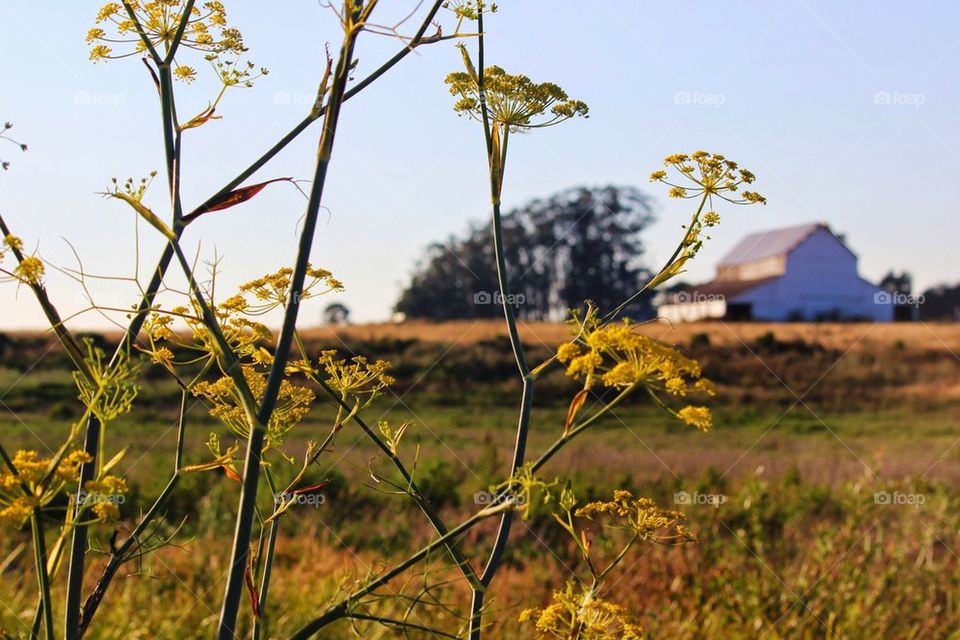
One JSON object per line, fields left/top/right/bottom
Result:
{"left": 1, "top": 321, "right": 960, "bottom": 638}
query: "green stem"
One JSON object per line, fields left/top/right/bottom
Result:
{"left": 184, "top": 0, "right": 448, "bottom": 221}
{"left": 77, "top": 390, "right": 189, "bottom": 637}
{"left": 31, "top": 511, "right": 54, "bottom": 640}
{"left": 217, "top": 21, "right": 361, "bottom": 640}
{"left": 290, "top": 502, "right": 512, "bottom": 639}
{"left": 469, "top": 12, "right": 533, "bottom": 638}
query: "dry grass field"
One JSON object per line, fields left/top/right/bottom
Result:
{"left": 305, "top": 318, "right": 960, "bottom": 351}
{"left": 2, "top": 320, "right": 960, "bottom": 637}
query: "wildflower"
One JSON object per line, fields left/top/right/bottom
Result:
{"left": 57, "top": 450, "right": 93, "bottom": 482}
{"left": 3, "top": 234, "right": 23, "bottom": 252}
{"left": 651, "top": 150, "right": 765, "bottom": 207}
{"left": 318, "top": 351, "right": 395, "bottom": 404}
{"left": 557, "top": 307, "right": 716, "bottom": 431}
{"left": 92, "top": 501, "right": 120, "bottom": 522}
{"left": 519, "top": 581, "right": 645, "bottom": 640}
{"left": 445, "top": 63, "right": 588, "bottom": 131}
{"left": 88, "top": 1, "right": 264, "bottom": 86}
{"left": 151, "top": 346, "right": 175, "bottom": 367}
{"left": 0, "top": 496, "right": 37, "bottom": 529}
{"left": 174, "top": 65, "right": 197, "bottom": 82}
{"left": 0, "top": 449, "right": 102, "bottom": 529}
{"left": 15, "top": 256, "right": 44, "bottom": 284}
{"left": 85, "top": 476, "right": 127, "bottom": 495}
{"left": 576, "top": 490, "right": 697, "bottom": 544}
{"left": 193, "top": 365, "right": 315, "bottom": 449}
{"left": 677, "top": 405, "right": 713, "bottom": 432}
{"left": 645, "top": 151, "right": 765, "bottom": 290}
{"left": 73, "top": 339, "right": 139, "bottom": 423}
{"left": 237, "top": 264, "right": 343, "bottom": 315}
{"left": 443, "top": 0, "right": 497, "bottom": 21}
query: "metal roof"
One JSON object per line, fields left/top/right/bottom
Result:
{"left": 717, "top": 222, "right": 825, "bottom": 266}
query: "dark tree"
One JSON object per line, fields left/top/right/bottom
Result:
{"left": 880, "top": 271, "right": 913, "bottom": 295}
{"left": 395, "top": 186, "right": 656, "bottom": 320}
{"left": 322, "top": 302, "right": 351, "bottom": 325}
{"left": 920, "top": 283, "right": 960, "bottom": 321}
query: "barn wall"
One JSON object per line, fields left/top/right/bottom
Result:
{"left": 734, "top": 228, "right": 892, "bottom": 321}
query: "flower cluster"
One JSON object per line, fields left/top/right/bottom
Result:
{"left": 192, "top": 365, "right": 315, "bottom": 449}
{"left": 576, "top": 490, "right": 696, "bottom": 544}
{"left": 80, "top": 475, "right": 128, "bottom": 522}
{"left": 519, "top": 581, "right": 645, "bottom": 640}
{"left": 73, "top": 339, "right": 140, "bottom": 424}
{"left": 0, "top": 450, "right": 114, "bottom": 528}
{"left": 88, "top": 1, "right": 264, "bottom": 87}
{"left": 238, "top": 265, "right": 343, "bottom": 316}
{"left": 556, "top": 309, "right": 716, "bottom": 431}
{"left": 317, "top": 351, "right": 395, "bottom": 406}
{"left": 644, "top": 152, "right": 765, "bottom": 290}
{"left": 1, "top": 121, "right": 28, "bottom": 171}
{"left": 2, "top": 234, "right": 45, "bottom": 286}
{"left": 445, "top": 63, "right": 588, "bottom": 131}
{"left": 443, "top": 0, "right": 497, "bottom": 21}
{"left": 650, "top": 151, "right": 765, "bottom": 206}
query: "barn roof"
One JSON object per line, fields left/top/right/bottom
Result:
{"left": 717, "top": 222, "right": 824, "bottom": 266}
{"left": 661, "top": 276, "right": 780, "bottom": 304}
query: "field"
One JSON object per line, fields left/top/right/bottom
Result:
{"left": 2, "top": 321, "right": 960, "bottom": 638}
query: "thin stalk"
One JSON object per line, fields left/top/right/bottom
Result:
{"left": 294, "top": 328, "right": 481, "bottom": 589}
{"left": 186, "top": 0, "right": 447, "bottom": 220}
{"left": 250, "top": 519, "right": 277, "bottom": 640}
{"left": 530, "top": 384, "right": 638, "bottom": 476}
{"left": 77, "top": 390, "right": 189, "bottom": 637}
{"left": 468, "top": 11, "right": 533, "bottom": 638}
{"left": 604, "top": 192, "right": 709, "bottom": 321}
{"left": 290, "top": 503, "right": 513, "bottom": 640}
{"left": 217, "top": 21, "right": 361, "bottom": 639}
{"left": 65, "top": 52, "right": 188, "bottom": 633}
{"left": 31, "top": 512, "right": 54, "bottom": 640}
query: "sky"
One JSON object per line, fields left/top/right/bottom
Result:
{"left": 1, "top": 1, "right": 959, "bottom": 329}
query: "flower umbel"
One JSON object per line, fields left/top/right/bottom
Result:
{"left": 446, "top": 61, "right": 588, "bottom": 131}
{"left": 556, "top": 307, "right": 716, "bottom": 431}
{"left": 645, "top": 151, "right": 766, "bottom": 290}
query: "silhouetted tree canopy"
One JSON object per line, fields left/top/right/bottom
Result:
{"left": 323, "top": 302, "right": 350, "bottom": 325}
{"left": 880, "top": 271, "right": 913, "bottom": 295}
{"left": 920, "top": 282, "right": 960, "bottom": 320}
{"left": 395, "top": 186, "right": 656, "bottom": 320}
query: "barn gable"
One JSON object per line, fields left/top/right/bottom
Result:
{"left": 656, "top": 222, "right": 892, "bottom": 323}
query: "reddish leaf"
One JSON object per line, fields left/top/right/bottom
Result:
{"left": 183, "top": 177, "right": 295, "bottom": 224}
{"left": 244, "top": 559, "right": 262, "bottom": 619}
{"left": 291, "top": 480, "right": 332, "bottom": 496}
{"left": 222, "top": 466, "right": 243, "bottom": 483}
{"left": 564, "top": 388, "right": 589, "bottom": 436}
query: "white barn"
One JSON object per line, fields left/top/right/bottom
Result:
{"left": 657, "top": 222, "right": 893, "bottom": 323}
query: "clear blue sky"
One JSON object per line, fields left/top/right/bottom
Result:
{"left": 1, "top": 1, "right": 958, "bottom": 329}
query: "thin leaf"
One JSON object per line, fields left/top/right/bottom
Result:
{"left": 564, "top": 388, "right": 589, "bottom": 436}
{"left": 244, "top": 558, "right": 262, "bottom": 619}
{"left": 182, "top": 178, "right": 296, "bottom": 224}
